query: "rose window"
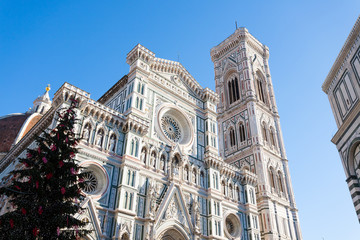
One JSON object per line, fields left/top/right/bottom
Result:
{"left": 226, "top": 219, "right": 234, "bottom": 235}
{"left": 82, "top": 171, "right": 98, "bottom": 194}
{"left": 161, "top": 116, "right": 181, "bottom": 142}
{"left": 224, "top": 214, "right": 241, "bottom": 238}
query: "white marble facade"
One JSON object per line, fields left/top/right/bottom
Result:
{"left": 323, "top": 16, "right": 360, "bottom": 223}
{"left": 0, "top": 28, "right": 302, "bottom": 239}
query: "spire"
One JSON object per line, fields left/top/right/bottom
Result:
{"left": 30, "top": 84, "right": 52, "bottom": 114}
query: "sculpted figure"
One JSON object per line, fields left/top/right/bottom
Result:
{"left": 109, "top": 134, "right": 116, "bottom": 152}
{"left": 82, "top": 124, "right": 91, "bottom": 141}
{"left": 96, "top": 129, "right": 104, "bottom": 147}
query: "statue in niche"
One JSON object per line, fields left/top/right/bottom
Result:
{"left": 160, "top": 155, "right": 165, "bottom": 171}
{"left": 172, "top": 155, "right": 180, "bottom": 176}
{"left": 82, "top": 123, "right": 91, "bottom": 141}
{"left": 95, "top": 129, "right": 104, "bottom": 147}
{"left": 109, "top": 134, "right": 116, "bottom": 152}
{"left": 141, "top": 148, "right": 147, "bottom": 164}
{"left": 192, "top": 169, "right": 197, "bottom": 184}
{"left": 150, "top": 152, "right": 156, "bottom": 168}
{"left": 148, "top": 182, "right": 157, "bottom": 218}
{"left": 194, "top": 199, "right": 200, "bottom": 231}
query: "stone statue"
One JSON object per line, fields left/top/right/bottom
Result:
{"left": 109, "top": 134, "right": 116, "bottom": 152}
{"left": 150, "top": 152, "right": 156, "bottom": 167}
{"left": 194, "top": 200, "right": 200, "bottom": 230}
{"left": 82, "top": 124, "right": 90, "bottom": 141}
{"left": 192, "top": 169, "right": 196, "bottom": 183}
{"left": 148, "top": 182, "right": 157, "bottom": 218}
{"left": 160, "top": 156, "right": 165, "bottom": 171}
{"left": 141, "top": 148, "right": 146, "bottom": 163}
{"left": 96, "top": 130, "right": 104, "bottom": 147}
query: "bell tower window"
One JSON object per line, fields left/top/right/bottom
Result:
{"left": 229, "top": 127, "right": 236, "bottom": 147}
{"left": 228, "top": 76, "right": 240, "bottom": 104}
{"left": 239, "top": 123, "right": 246, "bottom": 142}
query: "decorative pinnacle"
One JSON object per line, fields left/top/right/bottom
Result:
{"left": 46, "top": 84, "right": 51, "bottom": 92}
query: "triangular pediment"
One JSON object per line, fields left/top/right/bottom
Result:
{"left": 155, "top": 183, "right": 193, "bottom": 233}
{"left": 223, "top": 58, "right": 237, "bottom": 73}
{"left": 152, "top": 71, "right": 198, "bottom": 97}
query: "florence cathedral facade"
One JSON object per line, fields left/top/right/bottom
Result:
{"left": 0, "top": 28, "right": 301, "bottom": 239}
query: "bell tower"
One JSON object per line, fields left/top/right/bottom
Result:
{"left": 211, "top": 28, "right": 302, "bottom": 240}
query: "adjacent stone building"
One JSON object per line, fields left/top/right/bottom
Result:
{"left": 0, "top": 28, "right": 301, "bottom": 239}
{"left": 322, "top": 16, "right": 360, "bottom": 222}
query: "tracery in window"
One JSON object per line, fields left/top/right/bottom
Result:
{"left": 82, "top": 171, "right": 98, "bottom": 194}
{"left": 161, "top": 116, "right": 181, "bottom": 142}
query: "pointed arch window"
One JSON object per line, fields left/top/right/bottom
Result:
{"left": 192, "top": 169, "right": 197, "bottom": 184}
{"left": 262, "top": 123, "right": 268, "bottom": 143}
{"left": 270, "top": 127, "right": 276, "bottom": 147}
{"left": 269, "top": 168, "right": 275, "bottom": 189}
{"left": 130, "top": 138, "right": 139, "bottom": 157}
{"left": 277, "top": 171, "right": 284, "bottom": 193}
{"left": 229, "top": 127, "right": 236, "bottom": 147}
{"left": 228, "top": 77, "right": 240, "bottom": 104}
{"left": 184, "top": 166, "right": 189, "bottom": 181}
{"left": 239, "top": 122, "right": 246, "bottom": 142}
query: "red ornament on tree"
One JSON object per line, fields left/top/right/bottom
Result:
{"left": 38, "top": 206, "right": 43, "bottom": 215}
{"left": 32, "top": 227, "right": 39, "bottom": 237}
{"left": 9, "top": 219, "right": 14, "bottom": 228}
{"left": 21, "top": 208, "right": 26, "bottom": 215}
{"left": 59, "top": 160, "right": 64, "bottom": 168}
{"left": 61, "top": 187, "right": 66, "bottom": 195}
{"left": 46, "top": 173, "right": 53, "bottom": 180}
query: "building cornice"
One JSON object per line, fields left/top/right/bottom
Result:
{"left": 322, "top": 16, "right": 360, "bottom": 93}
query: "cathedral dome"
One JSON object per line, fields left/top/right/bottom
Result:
{"left": 0, "top": 113, "right": 43, "bottom": 159}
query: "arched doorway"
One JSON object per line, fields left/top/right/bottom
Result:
{"left": 160, "top": 228, "right": 186, "bottom": 240}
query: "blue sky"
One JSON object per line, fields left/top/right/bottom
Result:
{"left": 1, "top": 1, "right": 360, "bottom": 239}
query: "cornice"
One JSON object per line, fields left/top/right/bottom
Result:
{"left": 322, "top": 15, "right": 360, "bottom": 93}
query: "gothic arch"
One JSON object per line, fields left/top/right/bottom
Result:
{"left": 255, "top": 70, "right": 268, "bottom": 104}
{"left": 156, "top": 223, "right": 189, "bottom": 240}
{"left": 226, "top": 71, "right": 240, "bottom": 105}
{"left": 347, "top": 138, "right": 360, "bottom": 178}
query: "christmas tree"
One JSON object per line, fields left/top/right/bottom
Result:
{"left": 0, "top": 99, "right": 91, "bottom": 239}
